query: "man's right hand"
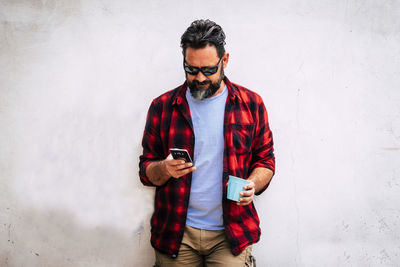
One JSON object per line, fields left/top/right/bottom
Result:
{"left": 163, "top": 154, "right": 196, "bottom": 178}
{"left": 145, "top": 154, "right": 196, "bottom": 186}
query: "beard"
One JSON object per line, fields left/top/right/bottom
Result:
{"left": 187, "top": 67, "right": 225, "bottom": 101}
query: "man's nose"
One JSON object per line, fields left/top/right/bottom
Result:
{"left": 194, "top": 71, "right": 207, "bottom": 82}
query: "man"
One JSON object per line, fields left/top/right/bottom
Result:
{"left": 139, "top": 19, "right": 275, "bottom": 266}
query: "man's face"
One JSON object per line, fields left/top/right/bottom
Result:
{"left": 184, "top": 45, "right": 228, "bottom": 101}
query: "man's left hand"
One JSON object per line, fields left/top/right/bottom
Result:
{"left": 237, "top": 181, "right": 255, "bottom": 206}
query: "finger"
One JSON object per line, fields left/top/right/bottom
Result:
{"left": 176, "top": 162, "right": 193, "bottom": 170}
{"left": 171, "top": 163, "right": 193, "bottom": 174}
{"left": 172, "top": 166, "right": 196, "bottom": 178}
{"left": 165, "top": 159, "right": 186, "bottom": 167}
{"left": 243, "top": 182, "right": 255, "bottom": 190}
{"left": 172, "top": 159, "right": 187, "bottom": 166}
{"left": 178, "top": 166, "right": 196, "bottom": 175}
{"left": 237, "top": 196, "right": 253, "bottom": 206}
{"left": 240, "top": 189, "right": 254, "bottom": 197}
{"left": 239, "top": 195, "right": 253, "bottom": 202}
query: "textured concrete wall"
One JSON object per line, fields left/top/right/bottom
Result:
{"left": 1, "top": 1, "right": 399, "bottom": 266}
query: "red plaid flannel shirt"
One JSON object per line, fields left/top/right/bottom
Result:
{"left": 139, "top": 77, "right": 275, "bottom": 257}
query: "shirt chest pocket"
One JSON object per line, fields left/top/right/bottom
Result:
{"left": 231, "top": 123, "right": 255, "bottom": 155}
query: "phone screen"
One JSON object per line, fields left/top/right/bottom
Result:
{"left": 169, "top": 148, "right": 193, "bottom": 163}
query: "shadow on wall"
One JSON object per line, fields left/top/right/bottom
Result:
{"left": 0, "top": 190, "right": 154, "bottom": 267}
{"left": 0, "top": 139, "right": 155, "bottom": 266}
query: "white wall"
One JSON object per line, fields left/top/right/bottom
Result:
{"left": 1, "top": 0, "right": 399, "bottom": 266}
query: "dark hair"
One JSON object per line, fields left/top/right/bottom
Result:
{"left": 181, "top": 19, "right": 226, "bottom": 58}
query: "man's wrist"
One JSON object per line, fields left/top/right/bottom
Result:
{"left": 248, "top": 167, "right": 274, "bottom": 194}
{"left": 159, "top": 160, "right": 171, "bottom": 180}
{"left": 146, "top": 160, "right": 171, "bottom": 186}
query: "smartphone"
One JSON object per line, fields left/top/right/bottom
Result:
{"left": 169, "top": 148, "right": 193, "bottom": 163}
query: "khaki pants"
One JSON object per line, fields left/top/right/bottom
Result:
{"left": 154, "top": 225, "right": 253, "bottom": 267}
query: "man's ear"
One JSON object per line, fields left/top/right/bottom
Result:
{"left": 223, "top": 53, "right": 230, "bottom": 68}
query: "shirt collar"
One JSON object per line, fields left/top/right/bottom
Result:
{"left": 172, "top": 76, "right": 240, "bottom": 106}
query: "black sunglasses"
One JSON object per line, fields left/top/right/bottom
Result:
{"left": 183, "top": 57, "right": 223, "bottom": 76}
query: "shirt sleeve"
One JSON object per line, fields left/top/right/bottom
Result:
{"left": 139, "top": 99, "right": 164, "bottom": 187}
{"left": 250, "top": 99, "right": 275, "bottom": 195}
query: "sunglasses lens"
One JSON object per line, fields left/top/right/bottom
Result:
{"left": 184, "top": 58, "right": 221, "bottom": 76}
{"left": 201, "top": 67, "right": 218, "bottom": 76}
{"left": 184, "top": 66, "right": 199, "bottom": 75}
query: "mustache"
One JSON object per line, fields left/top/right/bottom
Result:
{"left": 192, "top": 80, "right": 211, "bottom": 86}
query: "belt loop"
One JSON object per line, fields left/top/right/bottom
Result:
{"left": 250, "top": 255, "right": 256, "bottom": 267}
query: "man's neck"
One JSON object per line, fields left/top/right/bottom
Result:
{"left": 212, "top": 80, "right": 226, "bottom": 98}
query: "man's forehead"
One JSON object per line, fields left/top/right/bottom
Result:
{"left": 185, "top": 45, "right": 219, "bottom": 66}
